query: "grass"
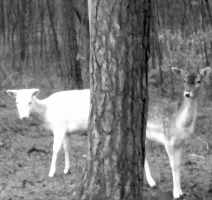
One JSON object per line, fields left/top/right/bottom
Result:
{"left": 1, "top": 90, "right": 212, "bottom": 200}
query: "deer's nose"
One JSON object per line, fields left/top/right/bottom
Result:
{"left": 185, "top": 93, "right": 190, "bottom": 97}
{"left": 21, "top": 117, "right": 27, "bottom": 121}
{"left": 184, "top": 91, "right": 193, "bottom": 98}
{"left": 184, "top": 92, "right": 190, "bottom": 97}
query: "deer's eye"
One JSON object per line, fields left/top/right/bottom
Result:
{"left": 196, "top": 80, "right": 201, "bottom": 84}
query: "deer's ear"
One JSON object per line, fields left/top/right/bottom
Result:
{"left": 6, "top": 90, "right": 17, "bottom": 98}
{"left": 171, "top": 67, "right": 188, "bottom": 79}
{"left": 200, "top": 67, "right": 211, "bottom": 77}
{"left": 31, "top": 89, "right": 40, "bottom": 97}
{"left": 200, "top": 67, "right": 211, "bottom": 85}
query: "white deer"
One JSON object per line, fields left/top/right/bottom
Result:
{"left": 145, "top": 67, "right": 211, "bottom": 199}
{"left": 6, "top": 89, "right": 90, "bottom": 177}
{"left": 6, "top": 67, "right": 210, "bottom": 199}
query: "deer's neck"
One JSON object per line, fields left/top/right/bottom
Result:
{"left": 30, "top": 97, "right": 47, "bottom": 124}
{"left": 176, "top": 97, "right": 197, "bottom": 129}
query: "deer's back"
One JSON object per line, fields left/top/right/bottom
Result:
{"left": 45, "top": 89, "right": 90, "bottom": 131}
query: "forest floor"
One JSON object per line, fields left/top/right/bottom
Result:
{"left": 1, "top": 90, "right": 212, "bottom": 200}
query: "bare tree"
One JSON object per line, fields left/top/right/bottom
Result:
{"left": 80, "top": 0, "right": 151, "bottom": 199}
{"left": 59, "top": 0, "right": 83, "bottom": 89}
{"left": 74, "top": 0, "right": 90, "bottom": 88}
{"left": 0, "top": 0, "right": 5, "bottom": 41}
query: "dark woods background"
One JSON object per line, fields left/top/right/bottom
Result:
{"left": 0, "top": 0, "right": 89, "bottom": 94}
{"left": 1, "top": 0, "right": 212, "bottom": 99}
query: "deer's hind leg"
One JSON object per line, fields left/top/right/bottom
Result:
{"left": 145, "top": 158, "right": 157, "bottom": 187}
{"left": 63, "top": 134, "right": 71, "bottom": 174}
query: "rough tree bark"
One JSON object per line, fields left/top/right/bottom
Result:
{"left": 80, "top": 0, "right": 151, "bottom": 200}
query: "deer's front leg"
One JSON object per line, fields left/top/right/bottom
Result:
{"left": 49, "top": 128, "right": 65, "bottom": 177}
{"left": 165, "top": 143, "right": 183, "bottom": 199}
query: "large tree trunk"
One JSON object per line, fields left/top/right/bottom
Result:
{"left": 80, "top": 0, "right": 151, "bottom": 199}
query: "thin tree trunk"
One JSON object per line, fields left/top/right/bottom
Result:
{"left": 188, "top": 0, "right": 197, "bottom": 33}
{"left": 0, "top": 0, "right": 5, "bottom": 41}
{"left": 46, "top": 0, "right": 60, "bottom": 60}
{"left": 75, "top": 0, "right": 90, "bottom": 88}
{"left": 19, "top": 0, "right": 27, "bottom": 62}
{"left": 80, "top": 0, "right": 151, "bottom": 199}
{"left": 201, "top": 0, "right": 210, "bottom": 66}
{"left": 151, "top": 1, "right": 156, "bottom": 70}
{"left": 60, "top": 0, "right": 83, "bottom": 89}
{"left": 181, "top": 0, "right": 187, "bottom": 37}
{"left": 205, "top": 0, "right": 212, "bottom": 27}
